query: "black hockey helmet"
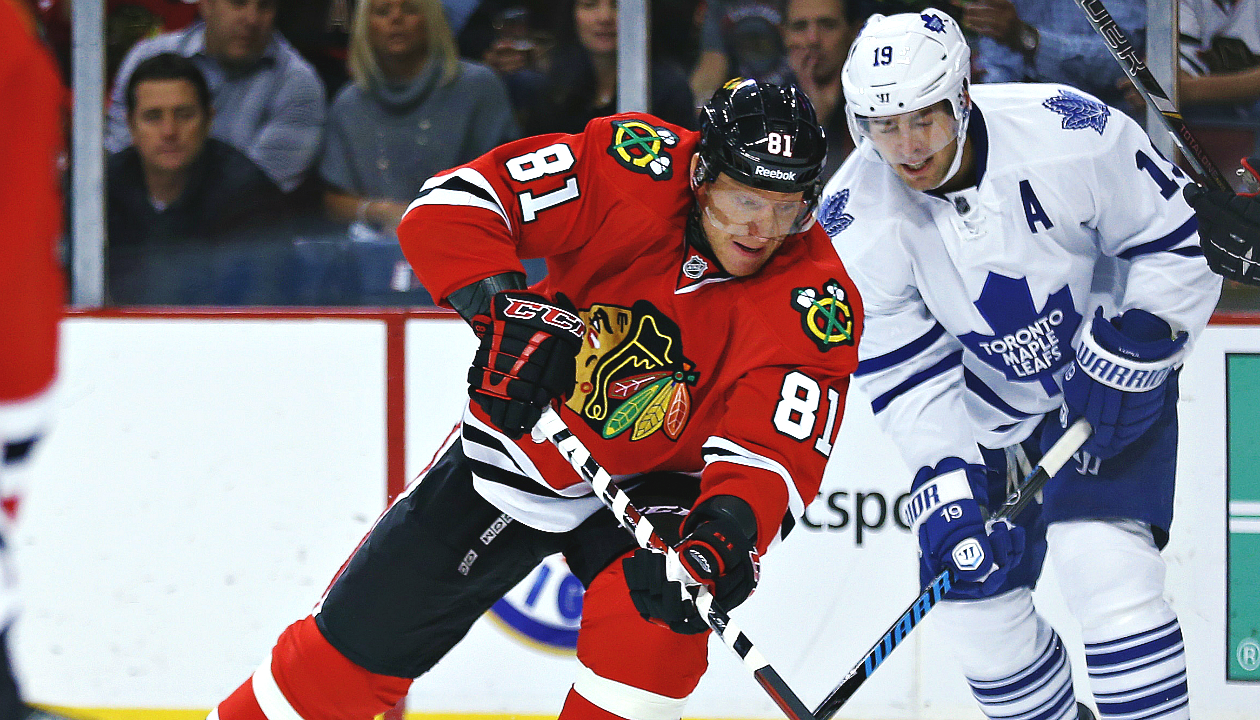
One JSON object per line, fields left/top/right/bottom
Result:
{"left": 695, "top": 78, "right": 828, "bottom": 197}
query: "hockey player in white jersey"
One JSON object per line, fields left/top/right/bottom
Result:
{"left": 820, "top": 9, "right": 1222, "bottom": 720}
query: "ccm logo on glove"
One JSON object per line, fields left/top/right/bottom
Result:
{"left": 499, "top": 297, "right": 585, "bottom": 337}
{"left": 468, "top": 291, "right": 585, "bottom": 439}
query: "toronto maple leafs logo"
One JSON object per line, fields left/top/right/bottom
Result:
{"left": 922, "top": 13, "right": 946, "bottom": 33}
{"left": 819, "top": 189, "right": 854, "bottom": 235}
{"left": 1042, "top": 90, "right": 1110, "bottom": 135}
{"left": 957, "top": 274, "right": 1082, "bottom": 394}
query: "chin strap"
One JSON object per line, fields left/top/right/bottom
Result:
{"left": 930, "top": 97, "right": 973, "bottom": 191}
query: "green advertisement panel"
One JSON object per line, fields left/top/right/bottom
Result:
{"left": 1228, "top": 353, "right": 1260, "bottom": 681}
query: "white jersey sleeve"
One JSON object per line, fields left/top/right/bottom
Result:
{"left": 1082, "top": 99, "right": 1222, "bottom": 342}
{"left": 820, "top": 179, "right": 984, "bottom": 477}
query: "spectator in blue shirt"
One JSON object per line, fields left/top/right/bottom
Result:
{"left": 952, "top": 0, "right": 1145, "bottom": 111}
{"left": 106, "top": 0, "right": 327, "bottom": 195}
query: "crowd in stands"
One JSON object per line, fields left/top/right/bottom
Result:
{"left": 30, "top": 0, "right": 1260, "bottom": 308}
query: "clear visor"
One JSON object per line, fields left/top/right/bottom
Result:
{"left": 855, "top": 101, "right": 959, "bottom": 167}
{"left": 700, "top": 173, "right": 815, "bottom": 239}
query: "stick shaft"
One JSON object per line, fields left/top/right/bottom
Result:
{"left": 1072, "top": 0, "right": 1233, "bottom": 191}
{"left": 534, "top": 407, "right": 817, "bottom": 720}
{"left": 813, "top": 419, "right": 1092, "bottom": 720}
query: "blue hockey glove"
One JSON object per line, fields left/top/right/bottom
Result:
{"left": 903, "top": 460, "right": 1025, "bottom": 600}
{"left": 1061, "top": 308, "right": 1187, "bottom": 460}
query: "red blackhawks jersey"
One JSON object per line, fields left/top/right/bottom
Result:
{"left": 0, "top": 0, "right": 65, "bottom": 443}
{"left": 398, "top": 113, "right": 863, "bottom": 551}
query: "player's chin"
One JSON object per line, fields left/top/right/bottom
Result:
{"left": 896, "top": 159, "right": 944, "bottom": 191}
{"left": 724, "top": 239, "right": 781, "bottom": 276}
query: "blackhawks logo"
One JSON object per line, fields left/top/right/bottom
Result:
{"left": 792, "top": 280, "right": 855, "bottom": 351}
{"left": 568, "top": 300, "right": 699, "bottom": 441}
{"left": 607, "top": 119, "right": 678, "bottom": 179}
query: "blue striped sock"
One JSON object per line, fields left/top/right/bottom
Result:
{"left": 1085, "top": 618, "right": 1189, "bottom": 720}
{"left": 968, "top": 630, "right": 1079, "bottom": 720}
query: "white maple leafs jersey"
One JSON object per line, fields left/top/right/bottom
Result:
{"left": 819, "top": 83, "right": 1222, "bottom": 476}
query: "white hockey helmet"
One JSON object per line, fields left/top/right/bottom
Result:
{"left": 842, "top": 9, "right": 972, "bottom": 181}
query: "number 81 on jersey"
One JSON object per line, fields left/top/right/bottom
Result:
{"left": 774, "top": 371, "right": 842, "bottom": 456}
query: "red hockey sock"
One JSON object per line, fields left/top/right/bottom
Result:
{"left": 214, "top": 616, "right": 412, "bottom": 720}
{"left": 216, "top": 677, "right": 268, "bottom": 720}
{"left": 560, "top": 687, "right": 625, "bottom": 720}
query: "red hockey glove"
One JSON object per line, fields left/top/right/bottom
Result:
{"left": 468, "top": 291, "right": 584, "bottom": 439}
{"left": 622, "top": 498, "right": 760, "bottom": 634}
{"left": 675, "top": 513, "right": 761, "bottom": 610}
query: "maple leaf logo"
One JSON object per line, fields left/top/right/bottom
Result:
{"left": 921, "top": 13, "right": 946, "bottom": 33}
{"left": 1042, "top": 90, "right": 1110, "bottom": 135}
{"left": 819, "top": 189, "right": 854, "bottom": 236}
{"left": 957, "top": 273, "right": 1082, "bottom": 395}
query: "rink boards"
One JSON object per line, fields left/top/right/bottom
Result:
{"left": 13, "top": 310, "right": 1260, "bottom": 720}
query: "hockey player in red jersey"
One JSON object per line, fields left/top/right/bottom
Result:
{"left": 211, "top": 78, "right": 862, "bottom": 720}
{"left": 0, "top": 1, "right": 66, "bottom": 718}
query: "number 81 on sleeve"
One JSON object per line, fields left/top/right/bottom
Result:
{"left": 773, "top": 371, "right": 841, "bottom": 457}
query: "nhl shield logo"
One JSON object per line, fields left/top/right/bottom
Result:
{"left": 608, "top": 119, "right": 678, "bottom": 179}
{"left": 792, "top": 280, "right": 855, "bottom": 351}
{"left": 682, "top": 254, "right": 709, "bottom": 279}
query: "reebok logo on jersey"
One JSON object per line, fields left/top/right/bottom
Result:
{"left": 754, "top": 166, "right": 797, "bottom": 181}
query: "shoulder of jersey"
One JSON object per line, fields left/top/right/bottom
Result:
{"left": 973, "top": 82, "right": 1131, "bottom": 159}
{"left": 817, "top": 157, "right": 909, "bottom": 268}
{"left": 584, "top": 112, "right": 698, "bottom": 191}
{"left": 746, "top": 228, "right": 862, "bottom": 359}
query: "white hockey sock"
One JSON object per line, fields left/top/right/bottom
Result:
{"left": 937, "top": 589, "right": 1080, "bottom": 720}
{"left": 1084, "top": 619, "right": 1188, "bottom": 720}
{"left": 1050, "top": 520, "right": 1190, "bottom": 720}
{"left": 967, "top": 629, "right": 1077, "bottom": 720}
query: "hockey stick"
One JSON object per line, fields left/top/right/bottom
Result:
{"left": 813, "top": 417, "right": 1093, "bottom": 720}
{"left": 533, "top": 406, "right": 817, "bottom": 720}
{"left": 1071, "top": 0, "right": 1233, "bottom": 191}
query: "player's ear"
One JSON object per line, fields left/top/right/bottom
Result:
{"left": 689, "top": 153, "right": 705, "bottom": 192}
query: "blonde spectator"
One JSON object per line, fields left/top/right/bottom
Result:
{"left": 320, "top": 0, "right": 519, "bottom": 232}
